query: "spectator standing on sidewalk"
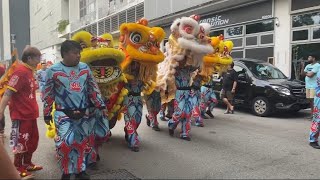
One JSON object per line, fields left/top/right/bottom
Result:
{"left": 301, "top": 54, "right": 320, "bottom": 119}
{"left": 36, "top": 62, "right": 47, "bottom": 101}
{"left": 0, "top": 46, "right": 42, "bottom": 179}
{"left": 305, "top": 55, "right": 320, "bottom": 149}
{"left": 220, "top": 62, "right": 238, "bottom": 114}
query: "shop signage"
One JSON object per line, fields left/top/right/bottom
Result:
{"left": 200, "top": 0, "right": 273, "bottom": 28}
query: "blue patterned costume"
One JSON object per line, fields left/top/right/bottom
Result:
{"left": 190, "top": 74, "right": 204, "bottom": 127}
{"left": 43, "top": 62, "right": 106, "bottom": 175}
{"left": 200, "top": 79, "right": 218, "bottom": 118}
{"left": 37, "top": 69, "right": 47, "bottom": 100}
{"left": 123, "top": 79, "right": 144, "bottom": 148}
{"left": 86, "top": 106, "right": 109, "bottom": 165}
{"left": 168, "top": 66, "right": 196, "bottom": 138}
{"left": 144, "top": 90, "right": 161, "bottom": 128}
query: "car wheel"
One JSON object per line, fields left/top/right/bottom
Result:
{"left": 252, "top": 96, "right": 270, "bottom": 117}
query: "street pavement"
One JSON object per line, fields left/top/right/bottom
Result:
{"left": 3, "top": 94, "right": 320, "bottom": 179}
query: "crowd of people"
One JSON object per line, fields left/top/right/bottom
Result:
{"left": 0, "top": 15, "right": 239, "bottom": 180}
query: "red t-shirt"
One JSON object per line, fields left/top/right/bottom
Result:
{"left": 7, "top": 63, "right": 39, "bottom": 120}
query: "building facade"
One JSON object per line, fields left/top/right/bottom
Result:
{"left": 30, "top": 0, "right": 69, "bottom": 63}
{"left": 68, "top": 0, "right": 144, "bottom": 47}
{"left": 0, "top": 0, "right": 30, "bottom": 64}
{"left": 145, "top": 0, "right": 320, "bottom": 79}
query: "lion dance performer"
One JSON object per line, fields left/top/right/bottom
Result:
{"left": 200, "top": 35, "right": 234, "bottom": 119}
{"left": 157, "top": 15, "right": 213, "bottom": 141}
{"left": 117, "top": 18, "right": 165, "bottom": 151}
{"left": 43, "top": 40, "right": 106, "bottom": 179}
{"left": 158, "top": 42, "right": 174, "bottom": 122}
{"left": 189, "top": 23, "right": 213, "bottom": 127}
{"left": 72, "top": 31, "right": 126, "bottom": 165}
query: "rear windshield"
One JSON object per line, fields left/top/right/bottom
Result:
{"left": 243, "top": 61, "right": 287, "bottom": 80}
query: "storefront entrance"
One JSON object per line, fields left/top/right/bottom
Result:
{"left": 291, "top": 42, "right": 320, "bottom": 80}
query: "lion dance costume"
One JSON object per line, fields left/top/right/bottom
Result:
{"left": 157, "top": 15, "right": 214, "bottom": 140}
{"left": 199, "top": 35, "right": 234, "bottom": 119}
{"left": 71, "top": 31, "right": 126, "bottom": 164}
{"left": 43, "top": 50, "right": 106, "bottom": 176}
{"left": 118, "top": 18, "right": 165, "bottom": 151}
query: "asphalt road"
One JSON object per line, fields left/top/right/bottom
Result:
{"left": 2, "top": 95, "right": 319, "bottom": 179}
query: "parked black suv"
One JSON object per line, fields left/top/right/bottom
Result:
{"left": 212, "top": 58, "right": 309, "bottom": 116}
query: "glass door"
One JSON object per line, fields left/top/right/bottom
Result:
{"left": 291, "top": 43, "right": 320, "bottom": 80}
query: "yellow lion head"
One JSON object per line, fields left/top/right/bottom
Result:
{"left": 72, "top": 31, "right": 126, "bottom": 101}
{"left": 72, "top": 31, "right": 125, "bottom": 85}
{"left": 201, "top": 35, "right": 233, "bottom": 76}
{"left": 119, "top": 18, "right": 165, "bottom": 70}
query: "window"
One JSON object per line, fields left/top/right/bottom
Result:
{"left": 234, "top": 65, "right": 245, "bottom": 73}
{"left": 291, "top": 43, "right": 320, "bottom": 80}
{"left": 80, "top": 0, "right": 87, "bottom": 18}
{"left": 244, "top": 62, "right": 286, "bottom": 80}
{"left": 209, "top": 30, "right": 224, "bottom": 37}
{"left": 246, "top": 20, "right": 274, "bottom": 34}
{"left": 246, "top": 36, "right": 258, "bottom": 46}
{"left": 245, "top": 47, "right": 274, "bottom": 61}
{"left": 225, "top": 26, "right": 243, "bottom": 38}
{"left": 292, "top": 11, "right": 320, "bottom": 28}
{"left": 231, "top": 51, "right": 243, "bottom": 58}
{"left": 291, "top": 0, "right": 320, "bottom": 11}
{"left": 80, "top": 0, "right": 96, "bottom": 18}
{"left": 229, "top": 38, "right": 243, "bottom": 48}
{"left": 234, "top": 65, "right": 247, "bottom": 81}
{"left": 260, "top": 34, "right": 274, "bottom": 44}
{"left": 312, "top": 27, "right": 320, "bottom": 39}
{"left": 292, "top": 29, "right": 309, "bottom": 41}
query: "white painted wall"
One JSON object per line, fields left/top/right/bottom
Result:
{"left": 69, "top": 0, "right": 79, "bottom": 24}
{"left": 2, "top": 0, "right": 11, "bottom": 60}
{"left": 274, "top": 0, "right": 291, "bottom": 77}
{"left": 30, "top": 0, "right": 65, "bottom": 50}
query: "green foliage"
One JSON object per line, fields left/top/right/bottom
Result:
{"left": 57, "top": 20, "right": 69, "bottom": 33}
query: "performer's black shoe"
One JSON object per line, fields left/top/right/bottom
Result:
{"left": 96, "top": 154, "right": 100, "bottom": 162}
{"left": 61, "top": 173, "right": 71, "bottom": 180}
{"left": 125, "top": 134, "right": 129, "bottom": 142}
{"left": 146, "top": 115, "right": 151, "bottom": 127}
{"left": 75, "top": 171, "right": 90, "bottom": 180}
{"left": 152, "top": 125, "right": 160, "bottom": 131}
{"left": 309, "top": 142, "right": 320, "bottom": 149}
{"left": 206, "top": 110, "right": 214, "bottom": 118}
{"left": 169, "top": 129, "right": 174, "bottom": 136}
{"left": 180, "top": 136, "right": 191, "bottom": 141}
{"left": 131, "top": 146, "right": 140, "bottom": 152}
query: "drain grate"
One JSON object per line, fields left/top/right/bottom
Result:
{"left": 91, "top": 169, "right": 140, "bottom": 179}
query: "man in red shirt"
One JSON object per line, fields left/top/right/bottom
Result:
{"left": 0, "top": 46, "right": 42, "bottom": 179}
